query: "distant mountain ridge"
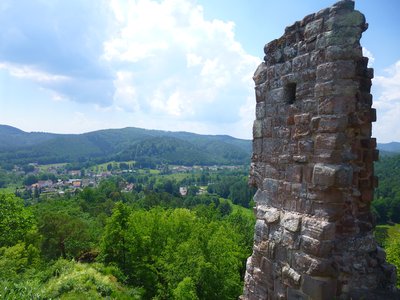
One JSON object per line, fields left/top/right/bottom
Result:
{"left": 0, "top": 125, "right": 252, "bottom": 167}
{"left": 378, "top": 142, "right": 400, "bottom": 155}
{"left": 1, "top": 124, "right": 398, "bottom": 167}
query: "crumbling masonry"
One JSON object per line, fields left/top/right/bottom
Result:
{"left": 242, "top": 1, "right": 398, "bottom": 299}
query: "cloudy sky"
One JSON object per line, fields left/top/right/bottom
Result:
{"left": 0, "top": 0, "right": 399, "bottom": 142}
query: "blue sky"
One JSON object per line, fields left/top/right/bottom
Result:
{"left": 0, "top": 0, "right": 399, "bottom": 142}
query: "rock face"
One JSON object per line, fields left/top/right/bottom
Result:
{"left": 242, "top": 1, "right": 398, "bottom": 299}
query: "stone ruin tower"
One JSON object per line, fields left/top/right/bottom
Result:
{"left": 242, "top": 1, "right": 398, "bottom": 299}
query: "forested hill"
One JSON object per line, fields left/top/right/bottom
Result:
{"left": 378, "top": 142, "right": 400, "bottom": 156}
{"left": 0, "top": 125, "right": 252, "bottom": 167}
{"left": 373, "top": 153, "right": 400, "bottom": 224}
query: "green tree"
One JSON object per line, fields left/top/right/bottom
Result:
{"left": 101, "top": 202, "right": 131, "bottom": 273}
{"left": 0, "top": 193, "right": 35, "bottom": 247}
{"left": 384, "top": 225, "right": 400, "bottom": 288}
{"left": 173, "top": 277, "right": 199, "bottom": 300}
{"left": 23, "top": 174, "right": 38, "bottom": 186}
{"left": 0, "top": 170, "right": 8, "bottom": 188}
{"left": 218, "top": 200, "right": 232, "bottom": 216}
{"left": 0, "top": 242, "right": 41, "bottom": 280}
{"left": 35, "top": 199, "right": 98, "bottom": 259}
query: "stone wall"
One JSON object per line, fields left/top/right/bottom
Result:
{"left": 242, "top": 1, "right": 398, "bottom": 299}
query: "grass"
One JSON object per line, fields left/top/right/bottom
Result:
{"left": 231, "top": 201, "right": 254, "bottom": 218}
{"left": 38, "top": 163, "right": 67, "bottom": 172}
{"left": 0, "top": 185, "right": 18, "bottom": 193}
{"left": 88, "top": 161, "right": 135, "bottom": 172}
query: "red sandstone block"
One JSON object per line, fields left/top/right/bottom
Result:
{"left": 288, "top": 288, "right": 310, "bottom": 300}
{"left": 270, "top": 236, "right": 286, "bottom": 259}
{"left": 260, "top": 257, "right": 274, "bottom": 283}
{"left": 308, "top": 189, "right": 345, "bottom": 204}
{"left": 316, "top": 115, "right": 348, "bottom": 133}
{"left": 318, "top": 96, "right": 356, "bottom": 114}
{"left": 302, "top": 166, "right": 313, "bottom": 183}
{"left": 315, "top": 80, "right": 358, "bottom": 98}
{"left": 275, "top": 127, "right": 290, "bottom": 139}
{"left": 293, "top": 252, "right": 335, "bottom": 277}
{"left": 283, "top": 198, "right": 298, "bottom": 211}
{"left": 325, "top": 45, "right": 362, "bottom": 61}
{"left": 282, "top": 229, "right": 301, "bottom": 250}
{"left": 358, "top": 168, "right": 371, "bottom": 180}
{"left": 360, "top": 138, "right": 377, "bottom": 149}
{"left": 368, "top": 108, "right": 377, "bottom": 122}
{"left": 255, "top": 102, "right": 266, "bottom": 120}
{"left": 301, "top": 235, "right": 332, "bottom": 257}
{"left": 261, "top": 119, "right": 273, "bottom": 138}
{"left": 366, "top": 67, "right": 374, "bottom": 79}
{"left": 293, "top": 155, "right": 308, "bottom": 163}
{"left": 253, "top": 138, "right": 263, "bottom": 155}
{"left": 301, "top": 99, "right": 318, "bottom": 114}
{"left": 296, "top": 198, "right": 313, "bottom": 215}
{"left": 301, "top": 275, "right": 337, "bottom": 300}
{"left": 298, "top": 139, "right": 314, "bottom": 153}
{"left": 357, "top": 92, "right": 373, "bottom": 107}
{"left": 273, "top": 279, "right": 287, "bottom": 300}
{"left": 315, "top": 133, "right": 345, "bottom": 150}
{"left": 293, "top": 53, "right": 310, "bottom": 71}
{"left": 359, "top": 78, "right": 372, "bottom": 93}
{"left": 294, "top": 113, "right": 311, "bottom": 125}
{"left": 312, "top": 202, "right": 344, "bottom": 221}
{"left": 370, "top": 137, "right": 377, "bottom": 148}
{"left": 304, "top": 18, "right": 323, "bottom": 41}
{"left": 359, "top": 179, "right": 371, "bottom": 189}
{"left": 312, "top": 150, "right": 343, "bottom": 164}
{"left": 253, "top": 62, "right": 268, "bottom": 85}
{"left": 360, "top": 123, "right": 372, "bottom": 137}
{"left": 287, "top": 115, "right": 295, "bottom": 126}
{"left": 301, "top": 217, "right": 336, "bottom": 240}
{"left": 373, "top": 149, "right": 379, "bottom": 161}
{"left": 361, "top": 189, "right": 374, "bottom": 203}
{"left": 286, "top": 165, "right": 303, "bottom": 183}
{"left": 309, "top": 49, "right": 326, "bottom": 67}
{"left": 312, "top": 164, "right": 353, "bottom": 189}
{"left": 352, "top": 172, "right": 359, "bottom": 186}
{"left": 316, "top": 61, "right": 356, "bottom": 81}
{"left": 254, "top": 83, "right": 266, "bottom": 103}
{"left": 294, "top": 126, "right": 311, "bottom": 139}
{"left": 298, "top": 70, "right": 317, "bottom": 86}
{"left": 275, "top": 61, "right": 292, "bottom": 77}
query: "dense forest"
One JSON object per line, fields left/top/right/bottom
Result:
{"left": 372, "top": 153, "right": 400, "bottom": 224}
{"left": 0, "top": 125, "right": 251, "bottom": 167}
{"left": 0, "top": 168, "right": 256, "bottom": 299}
{"left": 0, "top": 128, "right": 400, "bottom": 298}
{"left": 371, "top": 153, "right": 400, "bottom": 288}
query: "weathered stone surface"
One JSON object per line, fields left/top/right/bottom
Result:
{"left": 312, "top": 163, "right": 352, "bottom": 188}
{"left": 301, "top": 235, "right": 332, "bottom": 257}
{"left": 301, "top": 275, "right": 337, "bottom": 300}
{"left": 301, "top": 217, "right": 335, "bottom": 240}
{"left": 280, "top": 212, "right": 301, "bottom": 232}
{"left": 263, "top": 207, "right": 281, "bottom": 224}
{"left": 242, "top": 0, "right": 398, "bottom": 299}
{"left": 253, "top": 62, "right": 268, "bottom": 85}
{"left": 282, "top": 264, "right": 301, "bottom": 287}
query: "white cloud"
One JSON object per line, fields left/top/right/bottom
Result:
{"left": 0, "top": 0, "right": 260, "bottom": 138}
{"left": 0, "top": 62, "right": 69, "bottom": 83}
{"left": 373, "top": 60, "right": 400, "bottom": 142}
{"left": 113, "top": 71, "right": 140, "bottom": 112}
{"left": 0, "top": 0, "right": 114, "bottom": 106}
{"left": 362, "top": 47, "right": 375, "bottom": 67}
{"left": 103, "top": 0, "right": 259, "bottom": 137}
